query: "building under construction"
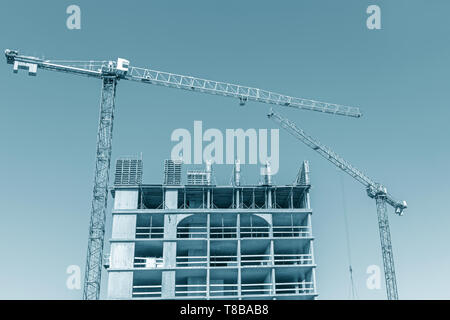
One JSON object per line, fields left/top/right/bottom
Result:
{"left": 105, "top": 158, "right": 317, "bottom": 300}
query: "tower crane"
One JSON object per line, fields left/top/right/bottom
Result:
{"left": 268, "top": 109, "right": 407, "bottom": 300}
{"left": 4, "top": 49, "right": 362, "bottom": 300}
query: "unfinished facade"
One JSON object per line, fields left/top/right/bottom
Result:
{"left": 105, "top": 159, "right": 317, "bottom": 300}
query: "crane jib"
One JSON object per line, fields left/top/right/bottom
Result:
{"left": 5, "top": 49, "right": 362, "bottom": 118}
{"left": 268, "top": 109, "right": 406, "bottom": 215}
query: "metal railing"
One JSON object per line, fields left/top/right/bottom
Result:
{"left": 132, "top": 282, "right": 315, "bottom": 298}
{"left": 134, "top": 257, "right": 164, "bottom": 268}
{"left": 173, "top": 254, "right": 313, "bottom": 267}
{"left": 175, "top": 284, "right": 207, "bottom": 297}
{"left": 107, "top": 253, "right": 312, "bottom": 269}
{"left": 210, "top": 226, "right": 237, "bottom": 238}
{"left": 272, "top": 226, "right": 311, "bottom": 237}
{"left": 240, "top": 253, "right": 313, "bottom": 266}
{"left": 132, "top": 285, "right": 162, "bottom": 298}
{"left": 174, "top": 225, "right": 311, "bottom": 239}
{"left": 104, "top": 255, "right": 164, "bottom": 269}
{"left": 175, "top": 255, "right": 239, "bottom": 267}
{"left": 177, "top": 226, "right": 208, "bottom": 238}
{"left": 275, "top": 281, "right": 315, "bottom": 294}
{"left": 240, "top": 226, "right": 270, "bottom": 238}
{"left": 210, "top": 255, "right": 238, "bottom": 267}
{"left": 240, "top": 254, "right": 272, "bottom": 266}
{"left": 209, "top": 283, "right": 239, "bottom": 296}
{"left": 274, "top": 254, "right": 313, "bottom": 265}
{"left": 136, "top": 226, "right": 164, "bottom": 239}
{"left": 176, "top": 256, "right": 208, "bottom": 267}
{"left": 241, "top": 283, "right": 274, "bottom": 295}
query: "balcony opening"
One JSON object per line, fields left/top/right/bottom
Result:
{"left": 272, "top": 187, "right": 308, "bottom": 209}
{"left": 240, "top": 239, "right": 271, "bottom": 266}
{"left": 177, "top": 215, "right": 207, "bottom": 239}
{"left": 210, "top": 268, "right": 238, "bottom": 297}
{"left": 139, "top": 186, "right": 164, "bottom": 209}
{"left": 210, "top": 214, "right": 237, "bottom": 239}
{"left": 210, "top": 240, "right": 238, "bottom": 267}
{"left": 177, "top": 240, "right": 207, "bottom": 268}
{"left": 275, "top": 269, "right": 315, "bottom": 296}
{"left": 136, "top": 214, "right": 164, "bottom": 239}
{"left": 134, "top": 241, "right": 164, "bottom": 269}
{"left": 132, "top": 271, "right": 162, "bottom": 299}
{"left": 175, "top": 270, "right": 207, "bottom": 298}
{"left": 272, "top": 213, "right": 310, "bottom": 238}
{"left": 240, "top": 214, "right": 270, "bottom": 238}
{"left": 184, "top": 187, "right": 206, "bottom": 209}
{"left": 211, "top": 187, "right": 234, "bottom": 209}
{"left": 241, "top": 268, "right": 273, "bottom": 296}
{"left": 273, "top": 240, "right": 313, "bottom": 266}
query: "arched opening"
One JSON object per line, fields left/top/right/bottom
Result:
{"left": 240, "top": 214, "right": 270, "bottom": 238}
{"left": 177, "top": 214, "right": 207, "bottom": 239}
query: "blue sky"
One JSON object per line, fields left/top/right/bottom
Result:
{"left": 0, "top": 0, "right": 449, "bottom": 299}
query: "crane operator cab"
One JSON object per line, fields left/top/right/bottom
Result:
{"left": 116, "top": 58, "right": 130, "bottom": 77}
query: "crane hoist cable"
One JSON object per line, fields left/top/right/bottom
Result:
{"left": 339, "top": 173, "right": 358, "bottom": 299}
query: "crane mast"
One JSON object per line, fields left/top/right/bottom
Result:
{"left": 268, "top": 109, "right": 407, "bottom": 300}
{"left": 5, "top": 49, "right": 362, "bottom": 300}
{"left": 83, "top": 77, "right": 117, "bottom": 300}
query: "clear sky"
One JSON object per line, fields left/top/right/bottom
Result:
{"left": 1, "top": 0, "right": 449, "bottom": 299}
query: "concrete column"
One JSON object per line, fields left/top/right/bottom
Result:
{"left": 107, "top": 272, "right": 133, "bottom": 299}
{"left": 206, "top": 257, "right": 210, "bottom": 299}
{"left": 110, "top": 243, "right": 135, "bottom": 268}
{"left": 237, "top": 213, "right": 241, "bottom": 298}
{"left": 264, "top": 271, "right": 272, "bottom": 296}
{"left": 114, "top": 189, "right": 139, "bottom": 209}
{"left": 273, "top": 187, "right": 277, "bottom": 208}
{"left": 108, "top": 189, "right": 138, "bottom": 300}
{"left": 164, "top": 214, "right": 177, "bottom": 239}
{"left": 269, "top": 240, "right": 275, "bottom": 295}
{"left": 206, "top": 214, "right": 210, "bottom": 298}
{"left": 207, "top": 188, "right": 211, "bottom": 209}
{"left": 307, "top": 213, "right": 313, "bottom": 238}
{"left": 267, "top": 188, "right": 272, "bottom": 208}
{"left": 269, "top": 240, "right": 274, "bottom": 266}
{"left": 237, "top": 239, "right": 241, "bottom": 298}
{"left": 162, "top": 271, "right": 176, "bottom": 298}
{"left": 306, "top": 212, "right": 316, "bottom": 297}
{"left": 165, "top": 189, "right": 178, "bottom": 209}
{"left": 162, "top": 240, "right": 177, "bottom": 299}
{"left": 271, "top": 268, "right": 276, "bottom": 296}
{"left": 111, "top": 214, "right": 136, "bottom": 239}
{"left": 162, "top": 191, "right": 179, "bottom": 300}
{"left": 163, "top": 242, "right": 177, "bottom": 268}
{"left": 290, "top": 187, "right": 294, "bottom": 209}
